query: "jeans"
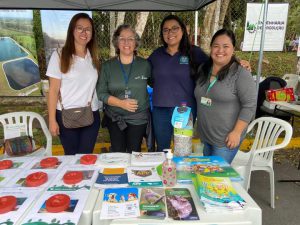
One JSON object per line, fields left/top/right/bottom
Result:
{"left": 203, "top": 141, "right": 240, "bottom": 164}
{"left": 152, "top": 106, "right": 197, "bottom": 152}
{"left": 56, "top": 110, "right": 100, "bottom": 155}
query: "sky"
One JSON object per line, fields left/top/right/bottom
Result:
{"left": 0, "top": 10, "right": 32, "bottom": 19}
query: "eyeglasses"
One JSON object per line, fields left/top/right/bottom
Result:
{"left": 75, "top": 26, "right": 92, "bottom": 34}
{"left": 118, "top": 37, "right": 135, "bottom": 44}
{"left": 162, "top": 26, "right": 180, "bottom": 34}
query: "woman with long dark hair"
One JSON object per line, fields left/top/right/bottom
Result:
{"left": 47, "top": 13, "right": 100, "bottom": 155}
{"left": 148, "top": 15, "right": 208, "bottom": 151}
{"left": 194, "top": 29, "right": 257, "bottom": 163}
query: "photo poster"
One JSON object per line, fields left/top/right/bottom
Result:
{"left": 41, "top": 10, "right": 92, "bottom": 65}
{"left": 242, "top": 3, "right": 289, "bottom": 51}
{"left": 0, "top": 10, "right": 41, "bottom": 96}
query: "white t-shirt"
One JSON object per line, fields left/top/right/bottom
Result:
{"left": 46, "top": 50, "right": 99, "bottom": 111}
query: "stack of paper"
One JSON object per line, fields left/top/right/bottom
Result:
{"left": 193, "top": 175, "right": 246, "bottom": 212}
{"left": 131, "top": 152, "right": 165, "bottom": 166}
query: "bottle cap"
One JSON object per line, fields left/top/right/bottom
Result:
{"left": 181, "top": 101, "right": 187, "bottom": 107}
{"left": 163, "top": 149, "right": 173, "bottom": 160}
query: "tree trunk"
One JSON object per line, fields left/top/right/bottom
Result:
{"left": 201, "top": 2, "right": 217, "bottom": 53}
{"left": 109, "top": 12, "right": 116, "bottom": 57}
{"left": 116, "top": 11, "right": 125, "bottom": 28}
{"left": 213, "top": 0, "right": 221, "bottom": 34}
{"left": 219, "top": 0, "right": 230, "bottom": 28}
{"left": 135, "top": 12, "right": 149, "bottom": 38}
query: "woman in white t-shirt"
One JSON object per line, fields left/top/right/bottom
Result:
{"left": 46, "top": 13, "right": 100, "bottom": 155}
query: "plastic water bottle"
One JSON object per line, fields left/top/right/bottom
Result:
{"left": 172, "top": 102, "right": 193, "bottom": 156}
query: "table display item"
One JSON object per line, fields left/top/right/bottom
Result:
{"left": 40, "top": 157, "right": 59, "bottom": 168}
{"left": 95, "top": 168, "right": 128, "bottom": 188}
{"left": 4, "top": 136, "right": 36, "bottom": 156}
{"left": 25, "top": 172, "right": 48, "bottom": 187}
{"left": 131, "top": 151, "right": 165, "bottom": 166}
{"left": 171, "top": 102, "right": 193, "bottom": 156}
{"left": 0, "top": 195, "right": 17, "bottom": 214}
{"left": 165, "top": 188, "right": 199, "bottom": 220}
{"left": 162, "top": 149, "right": 176, "bottom": 187}
{"left": 63, "top": 171, "right": 84, "bottom": 185}
{"left": 0, "top": 160, "right": 13, "bottom": 170}
{"left": 127, "top": 166, "right": 163, "bottom": 187}
{"left": 139, "top": 188, "right": 166, "bottom": 219}
{"left": 266, "top": 87, "right": 295, "bottom": 102}
{"left": 45, "top": 194, "right": 71, "bottom": 213}
{"left": 100, "top": 187, "right": 140, "bottom": 219}
{"left": 80, "top": 154, "right": 97, "bottom": 165}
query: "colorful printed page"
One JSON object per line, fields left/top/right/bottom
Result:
{"left": 100, "top": 187, "right": 140, "bottom": 219}
{"left": 94, "top": 168, "right": 128, "bottom": 188}
{"left": 131, "top": 151, "right": 165, "bottom": 166}
{"left": 165, "top": 188, "right": 199, "bottom": 220}
{"left": 47, "top": 166, "right": 98, "bottom": 191}
{"left": 0, "top": 187, "right": 42, "bottom": 224}
{"left": 20, "top": 191, "right": 88, "bottom": 225}
{"left": 196, "top": 175, "right": 245, "bottom": 204}
{"left": 127, "top": 166, "right": 163, "bottom": 187}
{"left": 139, "top": 188, "right": 166, "bottom": 219}
{"left": 173, "top": 156, "right": 241, "bottom": 183}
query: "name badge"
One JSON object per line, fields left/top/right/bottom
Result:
{"left": 201, "top": 97, "right": 212, "bottom": 107}
{"left": 179, "top": 56, "right": 189, "bottom": 64}
{"left": 124, "top": 88, "right": 131, "bottom": 99}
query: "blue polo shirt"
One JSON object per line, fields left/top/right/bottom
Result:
{"left": 148, "top": 46, "right": 208, "bottom": 108}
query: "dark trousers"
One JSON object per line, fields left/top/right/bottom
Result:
{"left": 106, "top": 116, "right": 147, "bottom": 153}
{"left": 56, "top": 110, "right": 100, "bottom": 155}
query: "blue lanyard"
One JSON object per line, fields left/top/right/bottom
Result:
{"left": 118, "top": 57, "right": 134, "bottom": 87}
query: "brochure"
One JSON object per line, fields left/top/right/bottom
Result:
{"left": 94, "top": 168, "right": 128, "bottom": 188}
{"left": 0, "top": 187, "right": 42, "bottom": 224}
{"left": 47, "top": 166, "right": 98, "bottom": 191}
{"left": 127, "top": 166, "right": 162, "bottom": 187}
{"left": 20, "top": 191, "right": 88, "bottom": 225}
{"left": 165, "top": 188, "right": 199, "bottom": 220}
{"left": 172, "top": 156, "right": 241, "bottom": 183}
{"left": 98, "top": 153, "right": 130, "bottom": 167}
{"left": 100, "top": 187, "right": 140, "bottom": 219}
{"left": 131, "top": 151, "right": 165, "bottom": 166}
{"left": 139, "top": 188, "right": 166, "bottom": 219}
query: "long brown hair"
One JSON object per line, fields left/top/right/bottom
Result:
{"left": 60, "top": 13, "right": 100, "bottom": 73}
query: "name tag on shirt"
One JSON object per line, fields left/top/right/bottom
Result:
{"left": 201, "top": 97, "right": 212, "bottom": 107}
{"left": 179, "top": 56, "right": 189, "bottom": 64}
{"left": 124, "top": 89, "right": 131, "bottom": 99}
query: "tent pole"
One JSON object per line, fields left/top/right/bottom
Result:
{"left": 194, "top": 11, "right": 199, "bottom": 46}
{"left": 256, "top": 0, "right": 269, "bottom": 90}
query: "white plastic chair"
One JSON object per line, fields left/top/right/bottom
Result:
{"left": 231, "top": 117, "right": 293, "bottom": 208}
{"left": 0, "top": 111, "right": 52, "bottom": 158}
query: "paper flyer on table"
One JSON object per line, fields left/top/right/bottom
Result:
{"left": 94, "top": 167, "right": 128, "bottom": 188}
{"left": 98, "top": 153, "right": 130, "bottom": 167}
{"left": 100, "top": 187, "right": 140, "bottom": 220}
{"left": 127, "top": 166, "right": 163, "bottom": 187}
{"left": 20, "top": 191, "right": 89, "bottom": 225}
{"left": 6, "top": 169, "right": 57, "bottom": 188}
{"left": 131, "top": 151, "right": 165, "bottom": 166}
{"left": 69, "top": 154, "right": 101, "bottom": 166}
{"left": 0, "top": 187, "right": 42, "bottom": 224}
{"left": 27, "top": 156, "right": 71, "bottom": 171}
{"left": 47, "top": 166, "right": 98, "bottom": 191}
{"left": 0, "top": 156, "right": 35, "bottom": 169}
{"left": 0, "top": 169, "right": 20, "bottom": 187}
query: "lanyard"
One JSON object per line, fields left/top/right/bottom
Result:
{"left": 118, "top": 57, "right": 134, "bottom": 87}
{"left": 206, "top": 76, "right": 217, "bottom": 95}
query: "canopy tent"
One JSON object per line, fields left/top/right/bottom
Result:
{"left": 0, "top": 0, "right": 215, "bottom": 11}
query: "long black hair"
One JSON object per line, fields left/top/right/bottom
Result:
{"left": 160, "top": 15, "right": 197, "bottom": 77}
{"left": 195, "top": 28, "right": 239, "bottom": 85}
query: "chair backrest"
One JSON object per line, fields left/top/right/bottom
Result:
{"left": 282, "top": 74, "right": 299, "bottom": 91}
{"left": 256, "top": 76, "right": 287, "bottom": 118}
{"left": 247, "top": 117, "right": 293, "bottom": 164}
{"left": 0, "top": 111, "right": 52, "bottom": 157}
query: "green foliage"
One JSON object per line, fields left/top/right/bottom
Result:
{"left": 236, "top": 51, "right": 298, "bottom": 77}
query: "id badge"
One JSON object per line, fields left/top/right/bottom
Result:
{"left": 201, "top": 97, "right": 212, "bottom": 107}
{"left": 124, "top": 88, "right": 131, "bottom": 99}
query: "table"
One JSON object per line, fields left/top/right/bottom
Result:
{"left": 92, "top": 184, "right": 262, "bottom": 225}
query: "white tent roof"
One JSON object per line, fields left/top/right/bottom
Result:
{"left": 0, "top": 0, "right": 215, "bottom": 11}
